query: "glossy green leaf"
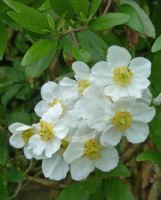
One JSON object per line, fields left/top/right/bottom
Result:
{"left": 22, "top": 39, "right": 57, "bottom": 66}
{"left": 70, "top": 0, "right": 89, "bottom": 16}
{"left": 152, "top": 34, "right": 161, "bottom": 53}
{"left": 90, "top": 13, "right": 130, "bottom": 31}
{"left": 106, "top": 162, "right": 131, "bottom": 178}
{"left": 0, "top": 132, "right": 8, "bottom": 165}
{"left": 6, "top": 167, "right": 26, "bottom": 183}
{"left": 72, "top": 47, "right": 91, "bottom": 63}
{"left": 120, "top": 0, "right": 156, "bottom": 38}
{"left": 57, "top": 176, "right": 101, "bottom": 200}
{"left": 49, "top": 0, "right": 74, "bottom": 18}
{"left": 104, "top": 179, "right": 135, "bottom": 200}
{"left": 118, "top": 4, "right": 143, "bottom": 32}
{"left": 0, "top": 173, "right": 9, "bottom": 200}
{"left": 136, "top": 150, "right": 161, "bottom": 164}
{"left": 0, "top": 22, "right": 8, "bottom": 60}
{"left": 4, "top": 0, "right": 50, "bottom": 34}
{"left": 89, "top": 0, "right": 101, "bottom": 18}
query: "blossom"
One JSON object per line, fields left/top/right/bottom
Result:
{"left": 91, "top": 45, "right": 151, "bottom": 101}
{"left": 82, "top": 97, "right": 155, "bottom": 146}
{"left": 28, "top": 106, "right": 69, "bottom": 158}
{"left": 63, "top": 123, "right": 119, "bottom": 180}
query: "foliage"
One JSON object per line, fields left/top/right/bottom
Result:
{"left": 0, "top": 0, "right": 161, "bottom": 199}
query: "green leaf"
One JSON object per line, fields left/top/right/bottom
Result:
{"left": 0, "top": 132, "right": 8, "bottom": 165}
{"left": 118, "top": 4, "right": 143, "bottom": 32}
{"left": 136, "top": 150, "right": 161, "bottom": 164}
{"left": 106, "top": 162, "right": 131, "bottom": 178}
{"left": 72, "top": 47, "right": 91, "bottom": 63}
{"left": 0, "top": 173, "right": 9, "bottom": 200}
{"left": 120, "top": 0, "right": 156, "bottom": 38}
{"left": 6, "top": 167, "right": 26, "bottom": 183}
{"left": 21, "top": 39, "right": 57, "bottom": 66}
{"left": 49, "top": 0, "right": 74, "bottom": 18}
{"left": 90, "top": 13, "right": 130, "bottom": 31}
{"left": 70, "top": 0, "right": 89, "bottom": 16}
{"left": 152, "top": 34, "right": 161, "bottom": 53}
{"left": 0, "top": 22, "right": 8, "bottom": 60}
{"left": 57, "top": 176, "right": 101, "bottom": 200}
{"left": 150, "top": 108, "right": 161, "bottom": 150}
{"left": 4, "top": 0, "right": 50, "bottom": 34}
{"left": 77, "top": 30, "right": 107, "bottom": 62}
{"left": 7, "top": 110, "right": 31, "bottom": 125}
{"left": 25, "top": 46, "right": 57, "bottom": 78}
{"left": 89, "top": 0, "right": 101, "bottom": 18}
{"left": 2, "top": 84, "right": 22, "bottom": 105}
{"left": 104, "top": 179, "right": 135, "bottom": 200}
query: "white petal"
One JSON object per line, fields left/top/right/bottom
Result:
{"left": 63, "top": 142, "right": 84, "bottom": 163}
{"left": 42, "top": 103, "right": 62, "bottom": 122}
{"left": 72, "top": 61, "right": 90, "bottom": 80}
{"left": 9, "top": 133, "right": 24, "bottom": 148}
{"left": 41, "top": 81, "right": 58, "bottom": 102}
{"left": 29, "top": 135, "right": 46, "bottom": 156}
{"left": 54, "top": 121, "right": 69, "bottom": 139}
{"left": 42, "top": 152, "right": 69, "bottom": 181}
{"left": 125, "top": 122, "right": 149, "bottom": 143}
{"left": 8, "top": 123, "right": 26, "bottom": 134}
{"left": 131, "top": 103, "right": 156, "bottom": 123}
{"left": 34, "top": 100, "right": 49, "bottom": 117}
{"left": 70, "top": 157, "right": 95, "bottom": 180}
{"left": 45, "top": 138, "right": 60, "bottom": 158}
{"left": 129, "top": 57, "right": 151, "bottom": 78}
{"left": 15, "top": 125, "right": 31, "bottom": 132}
{"left": 107, "top": 46, "right": 131, "bottom": 67}
{"left": 140, "top": 89, "right": 152, "bottom": 105}
{"left": 91, "top": 61, "right": 112, "bottom": 86}
{"left": 23, "top": 145, "right": 33, "bottom": 159}
{"left": 95, "top": 147, "right": 119, "bottom": 171}
{"left": 101, "top": 127, "right": 122, "bottom": 146}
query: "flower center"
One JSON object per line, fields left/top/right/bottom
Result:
{"left": 21, "top": 129, "right": 34, "bottom": 143}
{"left": 38, "top": 120, "right": 54, "bottom": 141}
{"left": 48, "top": 98, "right": 65, "bottom": 111}
{"left": 113, "top": 66, "right": 133, "bottom": 86}
{"left": 78, "top": 80, "right": 90, "bottom": 95}
{"left": 84, "top": 139, "right": 103, "bottom": 160}
{"left": 112, "top": 111, "right": 132, "bottom": 132}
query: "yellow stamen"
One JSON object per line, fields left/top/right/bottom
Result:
{"left": 84, "top": 139, "right": 103, "bottom": 160}
{"left": 113, "top": 66, "right": 133, "bottom": 86}
{"left": 78, "top": 80, "right": 90, "bottom": 95}
{"left": 112, "top": 111, "right": 132, "bottom": 132}
{"left": 60, "top": 140, "right": 69, "bottom": 153}
{"left": 48, "top": 98, "right": 65, "bottom": 111}
{"left": 21, "top": 129, "right": 34, "bottom": 143}
{"left": 38, "top": 120, "right": 54, "bottom": 141}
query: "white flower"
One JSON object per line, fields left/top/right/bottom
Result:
{"left": 28, "top": 106, "right": 69, "bottom": 158}
{"left": 34, "top": 81, "right": 73, "bottom": 118}
{"left": 8, "top": 122, "right": 38, "bottom": 159}
{"left": 59, "top": 61, "right": 94, "bottom": 99}
{"left": 83, "top": 97, "right": 155, "bottom": 146}
{"left": 63, "top": 125, "right": 119, "bottom": 180}
{"left": 91, "top": 46, "right": 151, "bottom": 101}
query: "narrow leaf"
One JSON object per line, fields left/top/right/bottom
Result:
{"left": 136, "top": 150, "right": 161, "bottom": 164}
{"left": 0, "top": 22, "right": 8, "bottom": 60}
{"left": 152, "top": 34, "right": 161, "bottom": 52}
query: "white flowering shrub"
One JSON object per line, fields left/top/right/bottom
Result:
{"left": 1, "top": 0, "right": 161, "bottom": 199}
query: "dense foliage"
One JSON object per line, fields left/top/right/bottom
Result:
{"left": 1, "top": 0, "right": 161, "bottom": 199}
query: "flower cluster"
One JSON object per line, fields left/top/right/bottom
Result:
{"left": 9, "top": 46, "right": 156, "bottom": 181}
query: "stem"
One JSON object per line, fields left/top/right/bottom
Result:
{"left": 103, "top": 0, "right": 112, "bottom": 15}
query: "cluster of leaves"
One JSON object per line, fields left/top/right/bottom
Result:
{"left": 1, "top": 0, "right": 161, "bottom": 199}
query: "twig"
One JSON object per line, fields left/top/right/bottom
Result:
{"left": 103, "top": 0, "right": 112, "bottom": 15}
{"left": 69, "top": 26, "right": 79, "bottom": 47}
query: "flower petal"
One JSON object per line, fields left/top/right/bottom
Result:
{"left": 125, "top": 122, "right": 149, "bottom": 143}
{"left": 45, "top": 138, "right": 60, "bottom": 158}
{"left": 8, "top": 123, "right": 25, "bottom": 134}
{"left": 34, "top": 100, "right": 49, "bottom": 117}
{"left": 54, "top": 121, "right": 69, "bottom": 139}
{"left": 41, "top": 81, "right": 58, "bottom": 102}
{"left": 9, "top": 133, "right": 24, "bottom": 148}
{"left": 70, "top": 157, "right": 94, "bottom": 180}
{"left": 95, "top": 147, "right": 119, "bottom": 171}
{"left": 63, "top": 142, "right": 84, "bottom": 163}
{"left": 107, "top": 46, "right": 131, "bottom": 67}
{"left": 72, "top": 61, "right": 90, "bottom": 80}
{"left": 129, "top": 57, "right": 151, "bottom": 78}
{"left": 42, "top": 152, "right": 69, "bottom": 181}
{"left": 101, "top": 127, "right": 122, "bottom": 146}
